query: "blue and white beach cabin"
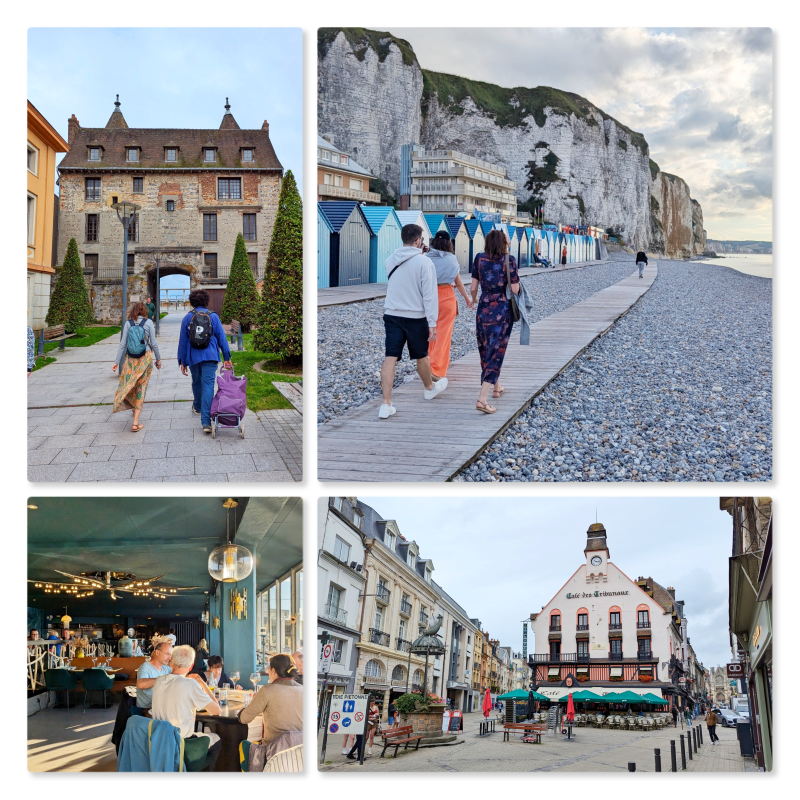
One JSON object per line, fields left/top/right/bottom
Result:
{"left": 362, "top": 206, "right": 404, "bottom": 283}
{"left": 317, "top": 201, "right": 371, "bottom": 287}
{"left": 395, "top": 210, "right": 432, "bottom": 246}
{"left": 517, "top": 227, "right": 529, "bottom": 268}
{"left": 464, "top": 219, "right": 485, "bottom": 270}
{"left": 443, "top": 217, "right": 471, "bottom": 272}
{"left": 423, "top": 214, "right": 448, "bottom": 236}
{"left": 317, "top": 205, "right": 334, "bottom": 289}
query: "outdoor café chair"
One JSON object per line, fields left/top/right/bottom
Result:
{"left": 81, "top": 667, "right": 115, "bottom": 709}
{"left": 44, "top": 668, "right": 79, "bottom": 710}
{"left": 595, "top": 715, "right": 605, "bottom": 728}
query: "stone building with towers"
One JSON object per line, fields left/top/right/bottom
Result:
{"left": 55, "top": 97, "right": 284, "bottom": 322}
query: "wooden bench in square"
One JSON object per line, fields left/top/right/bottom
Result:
{"left": 380, "top": 725, "right": 424, "bottom": 758}
{"left": 38, "top": 324, "right": 77, "bottom": 355}
{"left": 503, "top": 722, "right": 546, "bottom": 743}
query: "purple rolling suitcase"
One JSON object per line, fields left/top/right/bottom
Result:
{"left": 210, "top": 367, "right": 247, "bottom": 438}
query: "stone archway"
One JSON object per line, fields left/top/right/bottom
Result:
{"left": 145, "top": 263, "right": 197, "bottom": 307}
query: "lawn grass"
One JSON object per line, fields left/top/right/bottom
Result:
{"left": 43, "top": 324, "right": 121, "bottom": 354}
{"left": 229, "top": 333, "right": 302, "bottom": 412}
{"left": 31, "top": 357, "right": 57, "bottom": 372}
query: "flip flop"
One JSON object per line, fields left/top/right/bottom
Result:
{"left": 476, "top": 401, "right": 497, "bottom": 414}
{"left": 132, "top": 424, "right": 144, "bottom": 432}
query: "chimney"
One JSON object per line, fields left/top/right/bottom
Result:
{"left": 261, "top": 120, "right": 270, "bottom": 134}
{"left": 667, "top": 587, "right": 676, "bottom": 598}
{"left": 68, "top": 114, "right": 80, "bottom": 144}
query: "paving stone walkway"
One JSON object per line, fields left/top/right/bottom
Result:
{"left": 27, "top": 312, "right": 302, "bottom": 482}
{"left": 319, "top": 711, "right": 754, "bottom": 773}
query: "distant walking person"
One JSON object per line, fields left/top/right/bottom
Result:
{"left": 112, "top": 302, "right": 162, "bottom": 432}
{"left": 671, "top": 706, "right": 678, "bottom": 727}
{"left": 177, "top": 290, "right": 232, "bottom": 434}
{"left": 636, "top": 250, "right": 648, "bottom": 279}
{"left": 471, "top": 229, "right": 520, "bottom": 414}
{"left": 145, "top": 296, "right": 157, "bottom": 327}
{"left": 561, "top": 244, "right": 568, "bottom": 266}
{"left": 426, "top": 230, "right": 474, "bottom": 381}
{"left": 378, "top": 224, "right": 447, "bottom": 419}
{"left": 706, "top": 708, "right": 719, "bottom": 744}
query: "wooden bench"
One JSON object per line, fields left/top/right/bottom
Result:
{"left": 380, "top": 725, "right": 424, "bottom": 758}
{"left": 226, "top": 320, "right": 244, "bottom": 351}
{"left": 38, "top": 324, "right": 76, "bottom": 354}
{"left": 503, "top": 722, "right": 546, "bottom": 743}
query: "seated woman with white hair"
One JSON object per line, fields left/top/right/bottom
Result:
{"left": 151, "top": 644, "right": 223, "bottom": 770}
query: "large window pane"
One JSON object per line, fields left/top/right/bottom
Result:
{"left": 281, "top": 577, "right": 291, "bottom": 651}
{"left": 269, "top": 585, "right": 277, "bottom": 650}
{"left": 296, "top": 569, "right": 303, "bottom": 649}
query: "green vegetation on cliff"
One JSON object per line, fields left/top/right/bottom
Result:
{"left": 318, "top": 27, "right": 418, "bottom": 66}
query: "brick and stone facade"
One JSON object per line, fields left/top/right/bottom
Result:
{"left": 56, "top": 98, "right": 283, "bottom": 323}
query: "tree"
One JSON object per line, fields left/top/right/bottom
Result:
{"left": 254, "top": 170, "right": 302, "bottom": 364}
{"left": 220, "top": 232, "right": 261, "bottom": 330}
{"left": 45, "top": 237, "right": 93, "bottom": 332}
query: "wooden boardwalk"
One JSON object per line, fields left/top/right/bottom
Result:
{"left": 317, "top": 260, "right": 605, "bottom": 308}
{"left": 318, "top": 264, "right": 657, "bottom": 482}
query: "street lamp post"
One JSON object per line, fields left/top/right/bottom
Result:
{"left": 111, "top": 200, "right": 141, "bottom": 337}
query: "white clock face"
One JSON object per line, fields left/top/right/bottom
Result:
{"left": 591, "top": 556, "right": 602, "bottom": 566}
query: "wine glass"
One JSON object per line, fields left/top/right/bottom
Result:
{"left": 249, "top": 672, "right": 261, "bottom": 691}
{"left": 229, "top": 671, "right": 240, "bottom": 688}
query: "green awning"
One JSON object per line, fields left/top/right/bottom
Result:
{"left": 497, "top": 689, "right": 532, "bottom": 700}
{"left": 557, "top": 690, "right": 604, "bottom": 702}
{"left": 642, "top": 692, "right": 669, "bottom": 705}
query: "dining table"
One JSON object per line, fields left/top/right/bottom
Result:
{"left": 196, "top": 690, "right": 252, "bottom": 772}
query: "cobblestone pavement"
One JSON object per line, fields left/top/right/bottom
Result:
{"left": 27, "top": 312, "right": 302, "bottom": 482}
{"left": 318, "top": 712, "right": 754, "bottom": 773}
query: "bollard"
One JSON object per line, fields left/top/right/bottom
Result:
{"left": 694, "top": 726, "right": 699, "bottom": 750}
{"left": 699, "top": 725, "right": 703, "bottom": 745}
{"left": 671, "top": 740, "right": 678, "bottom": 773}
{"left": 654, "top": 748, "right": 662, "bottom": 772}
{"left": 628, "top": 762, "right": 636, "bottom": 772}
{"left": 680, "top": 735, "right": 687, "bottom": 769}
{"left": 688, "top": 728, "right": 693, "bottom": 759}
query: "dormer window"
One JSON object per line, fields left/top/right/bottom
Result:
{"left": 241, "top": 148, "right": 254, "bottom": 163}
{"left": 126, "top": 147, "right": 139, "bottom": 163}
{"left": 331, "top": 152, "right": 340, "bottom": 163}
{"left": 341, "top": 155, "right": 348, "bottom": 165}
{"left": 322, "top": 149, "right": 331, "bottom": 161}
{"left": 204, "top": 148, "right": 217, "bottom": 163}
{"left": 165, "top": 148, "right": 178, "bottom": 163}
{"left": 424, "top": 566, "right": 432, "bottom": 583}
{"left": 385, "top": 532, "right": 395, "bottom": 551}
{"left": 88, "top": 147, "right": 101, "bottom": 161}
{"left": 407, "top": 553, "right": 415, "bottom": 569}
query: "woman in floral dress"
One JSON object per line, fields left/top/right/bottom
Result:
{"left": 113, "top": 302, "right": 161, "bottom": 431}
{"left": 470, "top": 230, "right": 520, "bottom": 413}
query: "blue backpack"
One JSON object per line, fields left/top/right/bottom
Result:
{"left": 126, "top": 318, "right": 149, "bottom": 358}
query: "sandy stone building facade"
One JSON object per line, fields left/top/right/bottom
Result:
{"left": 56, "top": 98, "right": 283, "bottom": 322}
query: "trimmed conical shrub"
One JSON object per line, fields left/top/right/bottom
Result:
{"left": 220, "top": 232, "right": 261, "bottom": 330}
{"left": 45, "top": 237, "right": 93, "bottom": 332}
{"left": 254, "top": 170, "right": 302, "bottom": 364}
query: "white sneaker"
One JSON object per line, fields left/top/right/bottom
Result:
{"left": 342, "top": 749, "right": 348, "bottom": 754}
{"left": 368, "top": 747, "right": 373, "bottom": 755}
{"left": 378, "top": 404, "right": 396, "bottom": 419}
{"left": 424, "top": 377, "right": 448, "bottom": 400}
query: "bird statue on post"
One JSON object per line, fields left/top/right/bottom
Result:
{"left": 423, "top": 614, "right": 443, "bottom": 636}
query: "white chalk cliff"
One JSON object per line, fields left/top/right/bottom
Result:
{"left": 318, "top": 28, "right": 707, "bottom": 258}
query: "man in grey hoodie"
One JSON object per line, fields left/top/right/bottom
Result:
{"left": 379, "top": 224, "right": 447, "bottom": 419}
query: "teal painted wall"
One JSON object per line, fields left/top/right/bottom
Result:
{"left": 209, "top": 589, "right": 221, "bottom": 656}
{"left": 219, "top": 570, "right": 257, "bottom": 680}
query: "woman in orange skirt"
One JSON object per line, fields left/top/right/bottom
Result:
{"left": 426, "top": 230, "right": 474, "bottom": 380}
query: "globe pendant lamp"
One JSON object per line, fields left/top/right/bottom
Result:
{"left": 208, "top": 498, "right": 253, "bottom": 583}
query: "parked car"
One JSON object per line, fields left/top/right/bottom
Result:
{"left": 717, "top": 709, "right": 748, "bottom": 728}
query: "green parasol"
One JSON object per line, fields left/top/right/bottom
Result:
{"left": 557, "top": 690, "right": 604, "bottom": 702}
{"left": 642, "top": 692, "right": 669, "bottom": 705}
{"left": 497, "top": 689, "right": 532, "bottom": 700}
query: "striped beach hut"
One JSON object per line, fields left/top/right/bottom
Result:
{"left": 395, "top": 210, "right": 432, "bottom": 246}
{"left": 423, "top": 213, "right": 447, "bottom": 236}
{"left": 443, "top": 217, "right": 471, "bottom": 271}
{"left": 517, "top": 227, "right": 529, "bottom": 268}
{"left": 317, "top": 201, "right": 370, "bottom": 287}
{"left": 317, "top": 205, "right": 334, "bottom": 289}
{"left": 464, "top": 219, "right": 485, "bottom": 270}
{"left": 480, "top": 220, "right": 498, "bottom": 241}
{"left": 506, "top": 225, "right": 519, "bottom": 263}
{"left": 362, "top": 206, "right": 404, "bottom": 283}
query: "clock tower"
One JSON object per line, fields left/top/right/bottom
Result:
{"left": 585, "top": 522, "right": 609, "bottom": 580}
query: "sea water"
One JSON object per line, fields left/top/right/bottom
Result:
{"left": 704, "top": 254, "right": 772, "bottom": 279}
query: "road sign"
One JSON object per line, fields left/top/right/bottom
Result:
{"left": 320, "top": 642, "right": 334, "bottom": 673}
{"left": 327, "top": 694, "right": 368, "bottom": 736}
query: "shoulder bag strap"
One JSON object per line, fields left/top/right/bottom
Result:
{"left": 387, "top": 253, "right": 417, "bottom": 281}
{"left": 505, "top": 254, "right": 511, "bottom": 286}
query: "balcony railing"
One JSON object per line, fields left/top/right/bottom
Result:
{"left": 576, "top": 624, "right": 589, "bottom": 631}
{"left": 399, "top": 600, "right": 412, "bottom": 616}
{"left": 396, "top": 638, "right": 411, "bottom": 653}
{"left": 89, "top": 266, "right": 134, "bottom": 281}
{"left": 201, "top": 264, "right": 263, "bottom": 281}
{"left": 410, "top": 166, "right": 516, "bottom": 190}
{"left": 419, "top": 612, "right": 429, "bottom": 626}
{"left": 637, "top": 621, "right": 651, "bottom": 629}
{"left": 375, "top": 585, "right": 391, "bottom": 604}
{"left": 549, "top": 625, "right": 562, "bottom": 632}
{"left": 369, "top": 628, "right": 390, "bottom": 647}
{"left": 637, "top": 652, "right": 654, "bottom": 661}
{"left": 318, "top": 183, "right": 381, "bottom": 203}
{"left": 609, "top": 623, "right": 622, "bottom": 630}
{"left": 323, "top": 604, "right": 347, "bottom": 626}
{"left": 412, "top": 149, "right": 513, "bottom": 177}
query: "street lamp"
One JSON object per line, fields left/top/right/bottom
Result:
{"left": 111, "top": 200, "right": 141, "bottom": 336}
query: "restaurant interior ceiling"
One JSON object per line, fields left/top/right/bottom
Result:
{"left": 27, "top": 497, "right": 302, "bottom": 619}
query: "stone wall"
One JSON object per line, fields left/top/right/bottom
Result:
{"left": 398, "top": 704, "right": 446, "bottom": 735}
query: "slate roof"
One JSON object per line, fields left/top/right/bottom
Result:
{"left": 423, "top": 213, "right": 446, "bottom": 233}
{"left": 317, "top": 201, "right": 365, "bottom": 233}
{"left": 464, "top": 219, "right": 482, "bottom": 239}
{"left": 59, "top": 100, "right": 282, "bottom": 172}
{"left": 317, "top": 135, "right": 373, "bottom": 178}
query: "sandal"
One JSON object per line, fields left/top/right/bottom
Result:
{"left": 493, "top": 385, "right": 505, "bottom": 398}
{"left": 476, "top": 401, "right": 497, "bottom": 414}
{"left": 132, "top": 424, "right": 144, "bottom": 432}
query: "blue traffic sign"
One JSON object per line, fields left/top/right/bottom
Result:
{"left": 342, "top": 717, "right": 351, "bottom": 727}
{"left": 330, "top": 723, "right": 339, "bottom": 733}
{"left": 343, "top": 701, "right": 355, "bottom": 712}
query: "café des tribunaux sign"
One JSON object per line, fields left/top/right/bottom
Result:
{"left": 565, "top": 591, "right": 630, "bottom": 599}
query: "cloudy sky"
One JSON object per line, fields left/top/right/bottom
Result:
{"left": 392, "top": 28, "right": 772, "bottom": 242}
{"left": 360, "top": 497, "right": 733, "bottom": 669}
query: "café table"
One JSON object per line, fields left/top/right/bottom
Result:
{"left": 196, "top": 690, "right": 251, "bottom": 772}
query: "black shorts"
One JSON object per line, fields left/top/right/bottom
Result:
{"left": 384, "top": 314, "right": 429, "bottom": 360}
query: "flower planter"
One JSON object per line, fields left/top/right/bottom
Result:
{"left": 398, "top": 703, "right": 446, "bottom": 736}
